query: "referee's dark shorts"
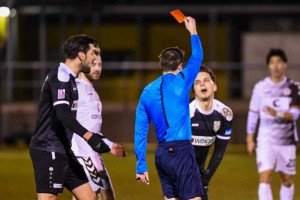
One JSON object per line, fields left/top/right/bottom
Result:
{"left": 155, "top": 140, "right": 203, "bottom": 200}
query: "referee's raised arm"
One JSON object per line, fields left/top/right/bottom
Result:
{"left": 181, "top": 16, "right": 204, "bottom": 88}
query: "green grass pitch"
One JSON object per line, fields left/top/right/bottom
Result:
{"left": 0, "top": 145, "right": 299, "bottom": 200}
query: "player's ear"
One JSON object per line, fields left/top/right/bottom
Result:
{"left": 177, "top": 63, "right": 183, "bottom": 71}
{"left": 77, "top": 51, "right": 85, "bottom": 61}
{"left": 283, "top": 62, "right": 288, "bottom": 70}
{"left": 213, "top": 83, "right": 217, "bottom": 92}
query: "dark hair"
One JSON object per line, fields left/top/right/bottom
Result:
{"left": 200, "top": 65, "right": 216, "bottom": 83}
{"left": 266, "top": 48, "right": 287, "bottom": 64}
{"left": 63, "top": 34, "right": 98, "bottom": 59}
{"left": 159, "top": 47, "right": 185, "bottom": 72}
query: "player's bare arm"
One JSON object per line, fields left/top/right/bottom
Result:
{"left": 246, "top": 134, "right": 255, "bottom": 155}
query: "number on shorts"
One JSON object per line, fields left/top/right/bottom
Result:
{"left": 286, "top": 159, "right": 296, "bottom": 168}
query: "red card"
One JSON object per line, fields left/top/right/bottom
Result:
{"left": 170, "top": 9, "right": 186, "bottom": 23}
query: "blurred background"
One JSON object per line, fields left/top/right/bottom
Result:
{"left": 1, "top": 0, "right": 300, "bottom": 145}
{"left": 0, "top": 1, "right": 300, "bottom": 199}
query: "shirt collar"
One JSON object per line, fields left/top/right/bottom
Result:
{"left": 193, "top": 99, "right": 214, "bottom": 115}
{"left": 59, "top": 62, "right": 77, "bottom": 77}
{"left": 266, "top": 76, "right": 287, "bottom": 86}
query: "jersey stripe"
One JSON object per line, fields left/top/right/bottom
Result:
{"left": 53, "top": 100, "right": 70, "bottom": 106}
{"left": 216, "top": 135, "right": 231, "bottom": 140}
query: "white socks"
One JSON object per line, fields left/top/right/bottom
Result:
{"left": 259, "top": 183, "right": 273, "bottom": 200}
{"left": 258, "top": 183, "right": 294, "bottom": 200}
{"left": 280, "top": 184, "right": 294, "bottom": 200}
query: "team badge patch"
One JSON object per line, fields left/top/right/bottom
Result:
{"left": 222, "top": 107, "right": 233, "bottom": 121}
{"left": 213, "top": 121, "right": 221, "bottom": 132}
{"left": 282, "top": 87, "right": 291, "bottom": 96}
{"left": 57, "top": 89, "right": 65, "bottom": 99}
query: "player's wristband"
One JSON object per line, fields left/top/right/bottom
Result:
{"left": 99, "top": 132, "right": 113, "bottom": 149}
{"left": 87, "top": 134, "right": 111, "bottom": 154}
{"left": 276, "top": 111, "right": 285, "bottom": 119}
{"left": 103, "top": 138, "right": 113, "bottom": 149}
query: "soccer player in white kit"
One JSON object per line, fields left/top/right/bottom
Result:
{"left": 71, "top": 48, "right": 126, "bottom": 200}
{"left": 246, "top": 49, "right": 300, "bottom": 200}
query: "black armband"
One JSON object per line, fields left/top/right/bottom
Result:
{"left": 87, "top": 134, "right": 111, "bottom": 154}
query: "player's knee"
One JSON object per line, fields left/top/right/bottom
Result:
{"left": 37, "top": 193, "right": 58, "bottom": 200}
{"left": 97, "top": 189, "right": 115, "bottom": 200}
{"left": 190, "top": 197, "right": 201, "bottom": 200}
{"left": 85, "top": 192, "right": 96, "bottom": 200}
{"left": 282, "top": 178, "right": 294, "bottom": 187}
{"left": 259, "top": 177, "right": 271, "bottom": 183}
{"left": 280, "top": 172, "right": 294, "bottom": 187}
{"left": 259, "top": 171, "right": 272, "bottom": 183}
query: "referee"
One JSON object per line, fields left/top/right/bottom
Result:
{"left": 134, "top": 17, "right": 204, "bottom": 200}
{"left": 29, "top": 34, "right": 116, "bottom": 200}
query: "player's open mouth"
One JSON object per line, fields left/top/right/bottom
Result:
{"left": 201, "top": 88, "right": 207, "bottom": 93}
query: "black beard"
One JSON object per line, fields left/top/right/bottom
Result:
{"left": 81, "top": 65, "right": 91, "bottom": 74}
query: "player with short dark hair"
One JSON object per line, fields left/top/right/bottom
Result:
{"left": 29, "top": 34, "right": 123, "bottom": 200}
{"left": 247, "top": 48, "right": 299, "bottom": 200}
{"left": 135, "top": 16, "right": 204, "bottom": 200}
{"left": 266, "top": 48, "right": 287, "bottom": 64}
{"left": 190, "top": 65, "right": 233, "bottom": 200}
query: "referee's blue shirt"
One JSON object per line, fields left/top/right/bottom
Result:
{"left": 134, "top": 35, "right": 204, "bottom": 174}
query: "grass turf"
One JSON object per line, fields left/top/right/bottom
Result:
{"left": 0, "top": 145, "right": 299, "bottom": 200}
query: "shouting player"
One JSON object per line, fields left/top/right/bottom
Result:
{"left": 190, "top": 65, "right": 233, "bottom": 200}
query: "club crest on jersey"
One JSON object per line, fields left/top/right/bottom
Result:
{"left": 213, "top": 121, "right": 221, "bottom": 132}
{"left": 57, "top": 89, "right": 65, "bottom": 99}
{"left": 282, "top": 87, "right": 291, "bottom": 96}
{"left": 222, "top": 107, "right": 233, "bottom": 121}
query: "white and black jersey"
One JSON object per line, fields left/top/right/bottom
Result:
{"left": 30, "top": 63, "right": 88, "bottom": 153}
{"left": 190, "top": 99, "right": 232, "bottom": 148}
{"left": 71, "top": 78, "right": 103, "bottom": 157}
{"left": 189, "top": 99, "right": 233, "bottom": 182}
{"left": 247, "top": 77, "right": 300, "bottom": 145}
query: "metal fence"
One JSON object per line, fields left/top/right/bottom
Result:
{"left": 0, "top": 61, "right": 245, "bottom": 103}
{"left": 0, "top": 61, "right": 299, "bottom": 144}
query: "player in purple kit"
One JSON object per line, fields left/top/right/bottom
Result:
{"left": 246, "top": 49, "right": 299, "bottom": 200}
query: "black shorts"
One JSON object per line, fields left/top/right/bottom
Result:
{"left": 29, "top": 148, "right": 88, "bottom": 194}
{"left": 155, "top": 140, "right": 203, "bottom": 200}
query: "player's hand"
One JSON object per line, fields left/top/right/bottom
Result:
{"left": 136, "top": 172, "right": 150, "bottom": 185}
{"left": 200, "top": 170, "right": 209, "bottom": 200}
{"left": 184, "top": 16, "right": 197, "bottom": 35}
{"left": 87, "top": 134, "right": 111, "bottom": 154}
{"left": 202, "top": 184, "right": 209, "bottom": 200}
{"left": 264, "top": 106, "right": 277, "bottom": 117}
{"left": 246, "top": 134, "right": 255, "bottom": 155}
{"left": 110, "top": 142, "right": 127, "bottom": 157}
{"left": 200, "top": 168, "right": 210, "bottom": 187}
